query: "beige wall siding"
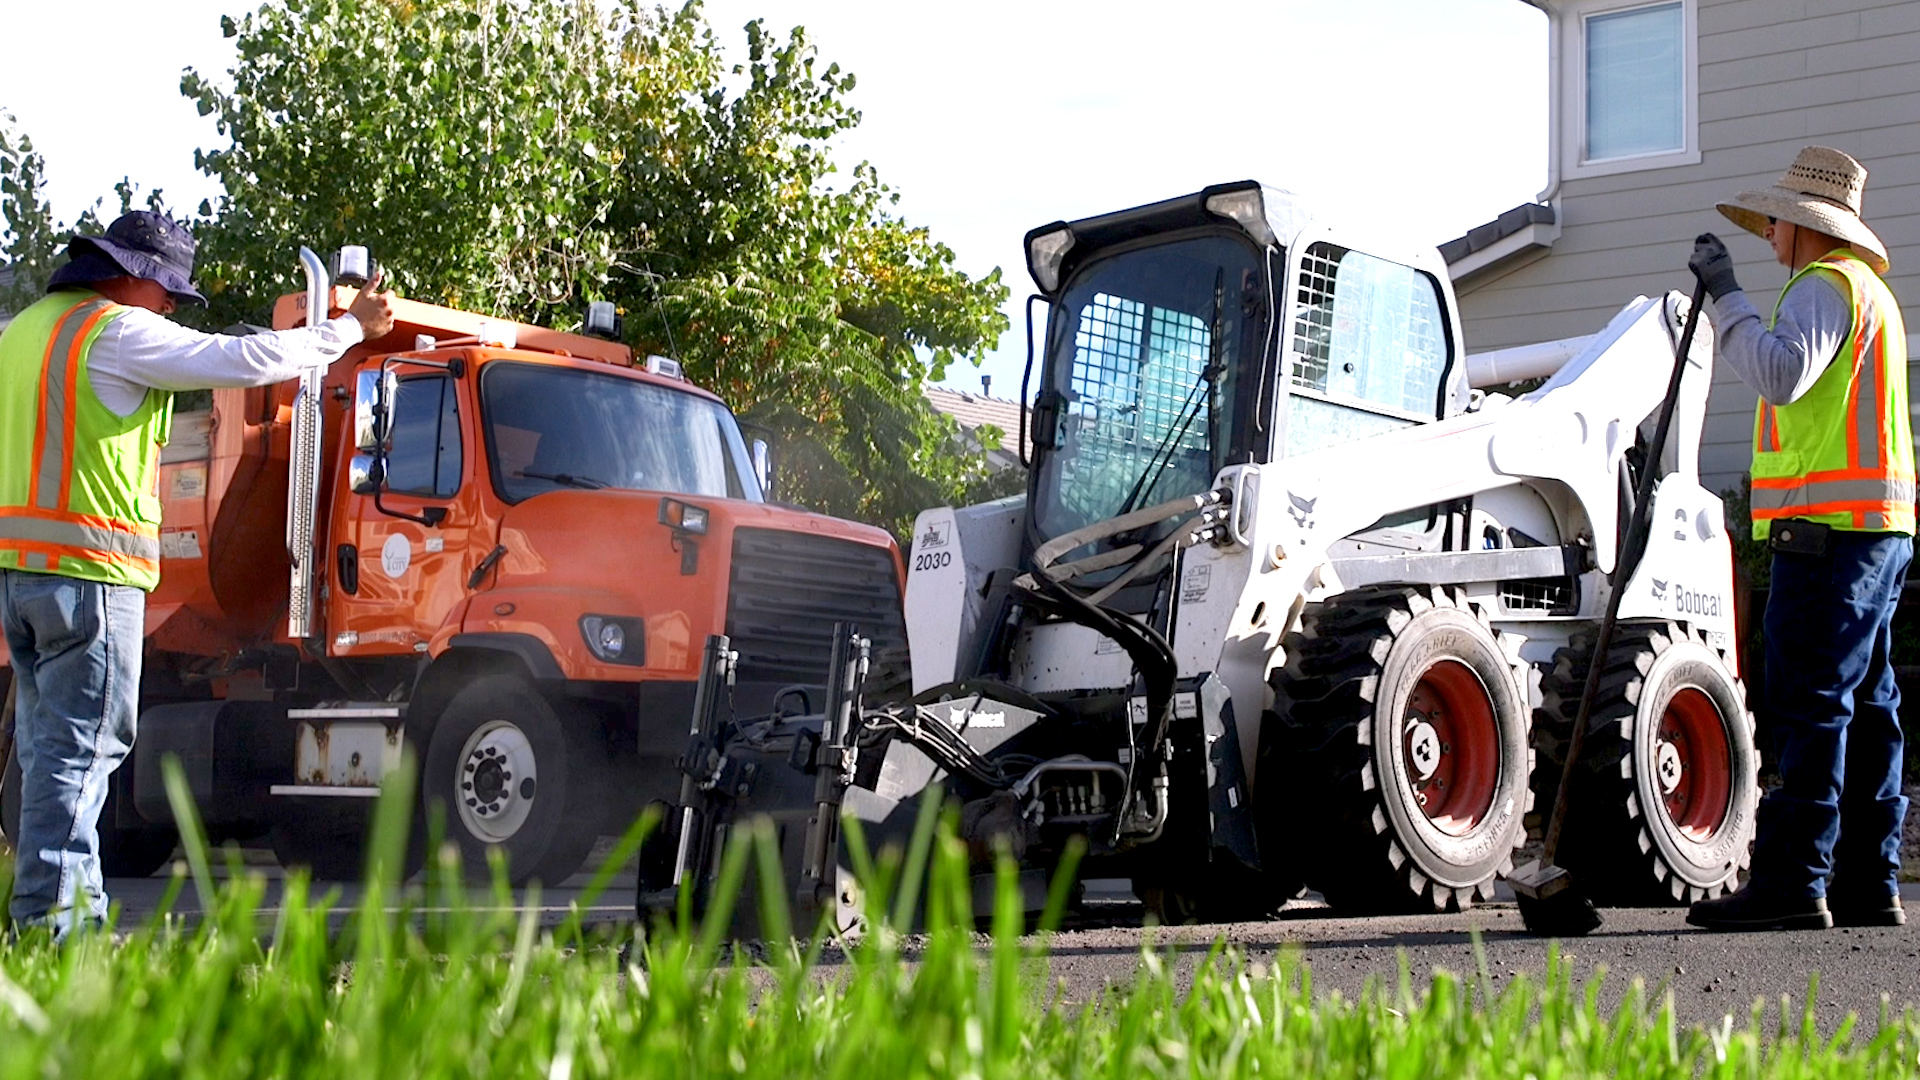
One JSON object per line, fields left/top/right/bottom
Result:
{"left": 1456, "top": 0, "right": 1920, "bottom": 497}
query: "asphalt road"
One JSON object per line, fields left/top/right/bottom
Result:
{"left": 100, "top": 859, "right": 1920, "bottom": 1037}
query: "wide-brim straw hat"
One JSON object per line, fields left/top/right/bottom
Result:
{"left": 1718, "top": 146, "right": 1889, "bottom": 274}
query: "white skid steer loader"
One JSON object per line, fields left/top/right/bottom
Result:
{"left": 643, "top": 181, "right": 1759, "bottom": 933}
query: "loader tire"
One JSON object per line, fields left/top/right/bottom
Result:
{"left": 422, "top": 675, "right": 608, "bottom": 886}
{"left": 1530, "top": 622, "right": 1756, "bottom": 905}
{"left": 2, "top": 689, "right": 177, "bottom": 879}
{"left": 1263, "top": 585, "right": 1533, "bottom": 913}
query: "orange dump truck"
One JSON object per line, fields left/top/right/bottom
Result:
{"left": 1, "top": 249, "right": 907, "bottom": 883}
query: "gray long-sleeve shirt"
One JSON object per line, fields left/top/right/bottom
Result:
{"left": 1709, "top": 271, "right": 1867, "bottom": 406}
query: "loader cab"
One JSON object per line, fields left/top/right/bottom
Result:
{"left": 1025, "top": 183, "right": 1469, "bottom": 564}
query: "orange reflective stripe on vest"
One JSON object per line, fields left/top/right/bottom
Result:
{"left": 30, "top": 298, "right": 115, "bottom": 510}
{"left": 0, "top": 506, "right": 161, "bottom": 566}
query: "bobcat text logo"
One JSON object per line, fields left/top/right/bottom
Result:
{"left": 951, "top": 707, "right": 1006, "bottom": 729}
{"left": 1673, "top": 584, "right": 1723, "bottom": 618}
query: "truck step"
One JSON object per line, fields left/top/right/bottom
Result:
{"left": 288, "top": 703, "right": 405, "bottom": 721}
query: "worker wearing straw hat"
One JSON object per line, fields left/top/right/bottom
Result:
{"left": 1685, "top": 147, "right": 1913, "bottom": 932}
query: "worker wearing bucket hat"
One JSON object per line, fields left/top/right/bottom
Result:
{"left": 1684, "top": 148, "right": 1913, "bottom": 932}
{"left": 0, "top": 212, "right": 395, "bottom": 939}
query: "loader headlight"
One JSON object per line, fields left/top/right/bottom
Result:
{"left": 580, "top": 615, "right": 646, "bottom": 666}
{"left": 1203, "top": 184, "right": 1277, "bottom": 247}
{"left": 1025, "top": 224, "right": 1075, "bottom": 294}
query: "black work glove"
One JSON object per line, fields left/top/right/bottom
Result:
{"left": 1689, "top": 233, "right": 1740, "bottom": 300}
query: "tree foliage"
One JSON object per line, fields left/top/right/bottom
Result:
{"left": 0, "top": 114, "right": 171, "bottom": 315}
{"left": 181, "top": 0, "right": 1012, "bottom": 531}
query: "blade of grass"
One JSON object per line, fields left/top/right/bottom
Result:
{"left": 159, "top": 753, "right": 215, "bottom": 916}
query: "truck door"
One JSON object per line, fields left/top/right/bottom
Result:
{"left": 328, "top": 367, "right": 479, "bottom": 658}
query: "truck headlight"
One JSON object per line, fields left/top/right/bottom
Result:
{"left": 580, "top": 615, "right": 646, "bottom": 666}
{"left": 658, "top": 497, "right": 709, "bottom": 535}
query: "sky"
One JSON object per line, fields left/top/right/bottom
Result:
{"left": 0, "top": 0, "right": 1550, "bottom": 395}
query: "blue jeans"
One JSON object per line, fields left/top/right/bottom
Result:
{"left": 1750, "top": 529, "right": 1913, "bottom": 900}
{"left": 1, "top": 569, "right": 145, "bottom": 935}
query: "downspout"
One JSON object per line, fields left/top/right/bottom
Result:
{"left": 1522, "top": 0, "right": 1565, "bottom": 225}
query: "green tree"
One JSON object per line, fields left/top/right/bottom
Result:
{"left": 0, "top": 113, "right": 72, "bottom": 313}
{"left": 2, "top": 111, "right": 173, "bottom": 314}
{"left": 183, "top": 0, "right": 1011, "bottom": 532}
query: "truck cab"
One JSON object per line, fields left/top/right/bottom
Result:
{"left": 5, "top": 273, "right": 908, "bottom": 885}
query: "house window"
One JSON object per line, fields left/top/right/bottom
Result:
{"left": 1586, "top": 2, "right": 1683, "bottom": 161}
{"left": 1560, "top": 0, "right": 1697, "bottom": 179}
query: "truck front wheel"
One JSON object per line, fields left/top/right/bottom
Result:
{"left": 422, "top": 675, "right": 607, "bottom": 885}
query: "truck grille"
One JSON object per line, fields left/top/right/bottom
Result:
{"left": 726, "top": 528, "right": 906, "bottom": 685}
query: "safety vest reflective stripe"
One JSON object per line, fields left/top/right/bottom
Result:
{"left": 0, "top": 507, "right": 161, "bottom": 563}
{"left": 1751, "top": 476, "right": 1915, "bottom": 511}
{"left": 30, "top": 298, "right": 115, "bottom": 511}
{"left": 1849, "top": 321, "right": 1881, "bottom": 472}
{"left": 1757, "top": 404, "right": 1780, "bottom": 452}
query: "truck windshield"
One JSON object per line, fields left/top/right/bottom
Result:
{"left": 1032, "top": 234, "right": 1265, "bottom": 543}
{"left": 481, "top": 362, "right": 763, "bottom": 504}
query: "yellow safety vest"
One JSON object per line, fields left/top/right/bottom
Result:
{"left": 0, "top": 291, "right": 172, "bottom": 589}
{"left": 1749, "top": 250, "right": 1914, "bottom": 539}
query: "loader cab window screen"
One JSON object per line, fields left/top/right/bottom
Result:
{"left": 1033, "top": 234, "right": 1261, "bottom": 541}
{"left": 481, "top": 362, "right": 762, "bottom": 505}
{"left": 1285, "top": 243, "right": 1448, "bottom": 456}
{"left": 384, "top": 374, "right": 462, "bottom": 498}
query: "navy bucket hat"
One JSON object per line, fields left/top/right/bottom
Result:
{"left": 47, "top": 210, "right": 207, "bottom": 307}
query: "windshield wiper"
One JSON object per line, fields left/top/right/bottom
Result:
{"left": 517, "top": 469, "right": 610, "bottom": 490}
{"left": 1113, "top": 268, "right": 1226, "bottom": 519}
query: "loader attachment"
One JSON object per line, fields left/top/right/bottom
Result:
{"left": 642, "top": 486, "right": 1260, "bottom": 939}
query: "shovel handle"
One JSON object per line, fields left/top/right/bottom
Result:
{"left": 1539, "top": 276, "right": 1710, "bottom": 864}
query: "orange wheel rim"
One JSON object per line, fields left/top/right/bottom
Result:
{"left": 1656, "top": 687, "right": 1731, "bottom": 841}
{"left": 1402, "top": 660, "right": 1500, "bottom": 836}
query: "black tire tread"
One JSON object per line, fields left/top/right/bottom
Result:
{"left": 1530, "top": 621, "right": 1757, "bottom": 905}
{"left": 1263, "top": 585, "right": 1534, "bottom": 914}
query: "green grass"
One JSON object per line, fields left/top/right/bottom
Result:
{"left": 1, "top": 759, "right": 1919, "bottom": 1078}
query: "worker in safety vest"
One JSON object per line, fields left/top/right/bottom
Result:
{"left": 0, "top": 212, "right": 394, "bottom": 938}
{"left": 1684, "top": 147, "right": 1913, "bottom": 932}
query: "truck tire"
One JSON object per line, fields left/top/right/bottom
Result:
{"left": 422, "top": 674, "right": 607, "bottom": 885}
{"left": 1263, "top": 585, "right": 1533, "bottom": 913}
{"left": 2, "top": 691, "right": 177, "bottom": 879}
{"left": 1530, "top": 622, "right": 1757, "bottom": 905}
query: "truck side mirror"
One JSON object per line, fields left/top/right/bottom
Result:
{"left": 354, "top": 369, "right": 398, "bottom": 452}
{"left": 750, "top": 437, "right": 774, "bottom": 498}
{"left": 348, "top": 453, "right": 383, "bottom": 495}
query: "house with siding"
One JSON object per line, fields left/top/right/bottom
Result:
{"left": 1444, "top": 0, "right": 1919, "bottom": 497}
